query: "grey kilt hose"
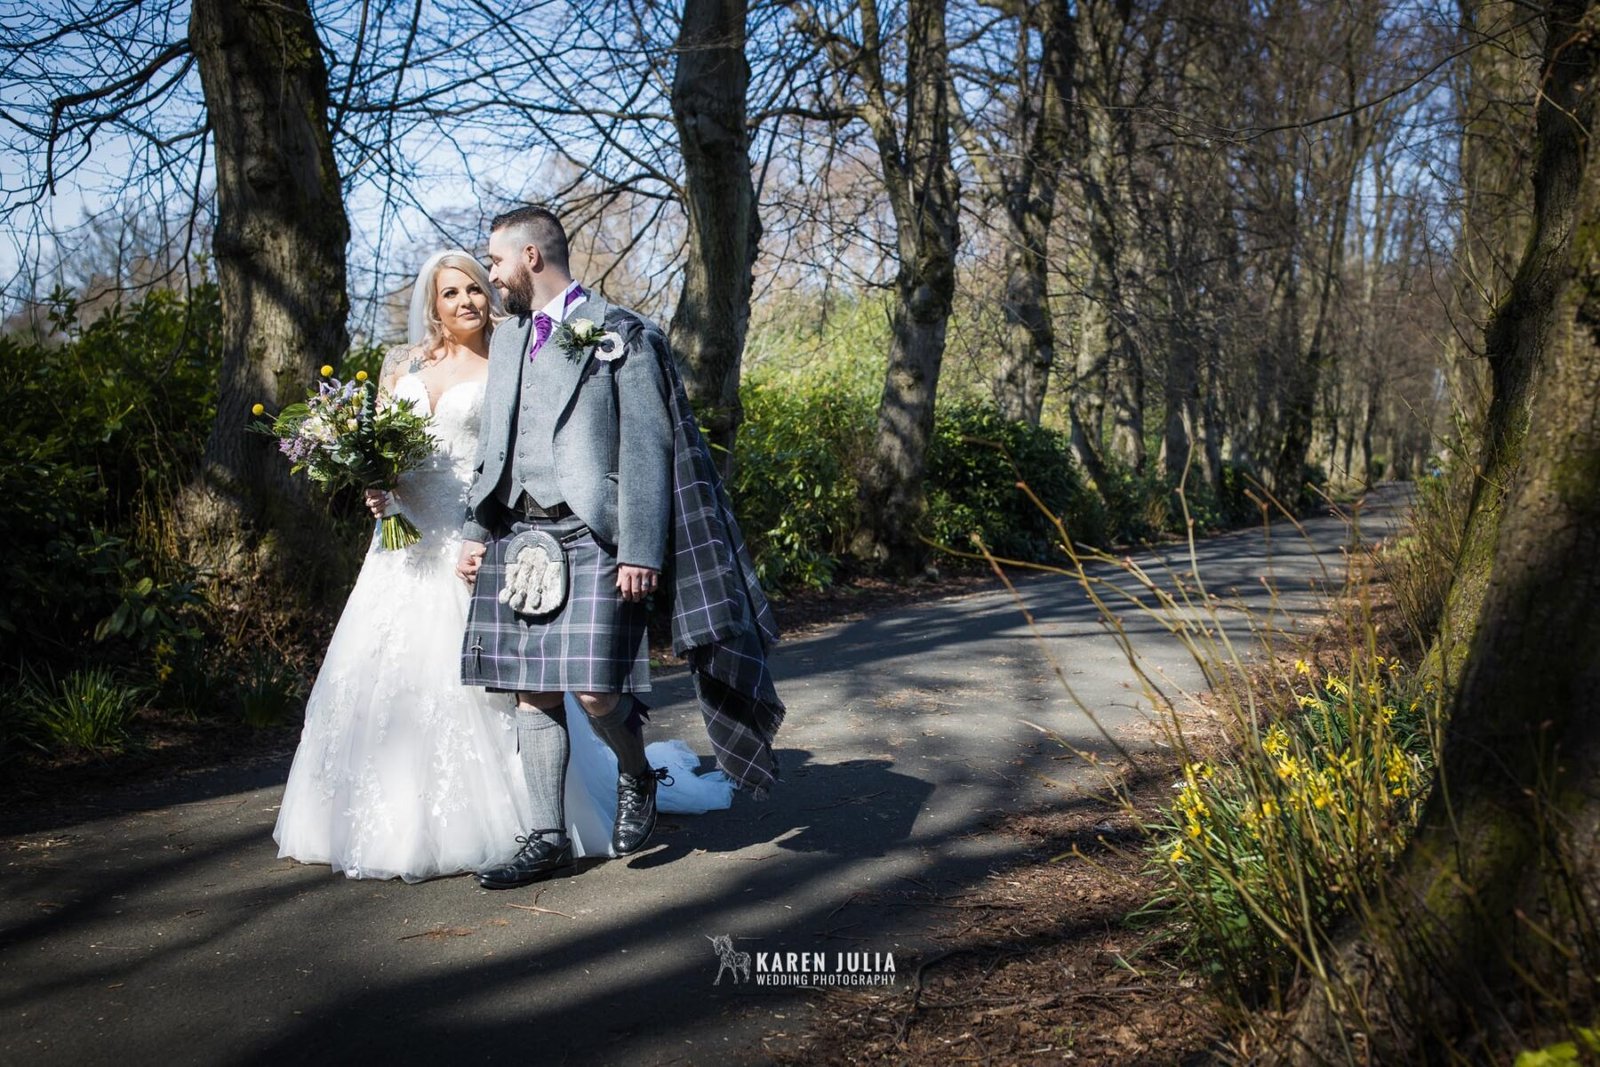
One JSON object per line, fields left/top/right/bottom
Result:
{"left": 460, "top": 515, "right": 650, "bottom": 694}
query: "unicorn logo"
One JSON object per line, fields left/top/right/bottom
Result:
{"left": 708, "top": 934, "right": 751, "bottom": 985}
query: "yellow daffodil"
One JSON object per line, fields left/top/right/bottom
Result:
{"left": 1294, "top": 658, "right": 1311, "bottom": 676}
{"left": 1275, "top": 756, "right": 1301, "bottom": 781}
{"left": 1384, "top": 745, "right": 1409, "bottom": 785}
{"left": 1169, "top": 842, "right": 1186, "bottom": 864}
{"left": 251, "top": 403, "right": 265, "bottom": 416}
{"left": 1263, "top": 725, "right": 1289, "bottom": 758}
{"left": 320, "top": 364, "right": 334, "bottom": 377}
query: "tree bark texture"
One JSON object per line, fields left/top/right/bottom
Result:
{"left": 854, "top": 0, "right": 960, "bottom": 568}
{"left": 1430, "top": 1, "right": 1577, "bottom": 688}
{"left": 184, "top": 0, "right": 350, "bottom": 576}
{"left": 988, "top": 0, "right": 1075, "bottom": 426}
{"left": 1279, "top": 6, "right": 1600, "bottom": 1059}
{"left": 668, "top": 0, "right": 759, "bottom": 473}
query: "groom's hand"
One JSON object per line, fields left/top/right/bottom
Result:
{"left": 617, "top": 564, "right": 659, "bottom": 603}
{"left": 457, "top": 540, "right": 487, "bottom": 586}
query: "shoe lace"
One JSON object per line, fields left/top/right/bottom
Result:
{"left": 512, "top": 828, "right": 565, "bottom": 856}
{"left": 617, "top": 767, "right": 674, "bottom": 814}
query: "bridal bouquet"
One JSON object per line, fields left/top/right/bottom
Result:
{"left": 252, "top": 366, "right": 437, "bottom": 549}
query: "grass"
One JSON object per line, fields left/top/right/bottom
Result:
{"left": 16, "top": 666, "right": 146, "bottom": 754}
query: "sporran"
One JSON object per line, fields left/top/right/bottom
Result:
{"left": 498, "top": 528, "right": 570, "bottom": 617}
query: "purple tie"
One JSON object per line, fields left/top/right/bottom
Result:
{"left": 526, "top": 285, "right": 587, "bottom": 363}
{"left": 528, "top": 312, "right": 554, "bottom": 362}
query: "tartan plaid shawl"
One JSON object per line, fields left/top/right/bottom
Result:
{"left": 613, "top": 311, "right": 785, "bottom": 797}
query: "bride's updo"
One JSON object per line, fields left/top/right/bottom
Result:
{"left": 383, "top": 249, "right": 504, "bottom": 387}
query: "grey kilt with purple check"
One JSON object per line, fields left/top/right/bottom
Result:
{"left": 460, "top": 514, "right": 650, "bottom": 694}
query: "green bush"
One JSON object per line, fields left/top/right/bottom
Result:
{"left": 0, "top": 678, "right": 41, "bottom": 766}
{"left": 923, "top": 403, "right": 1099, "bottom": 562}
{"left": 731, "top": 377, "right": 871, "bottom": 591}
{"left": 1174, "top": 461, "right": 1263, "bottom": 535}
{"left": 0, "top": 285, "right": 220, "bottom": 670}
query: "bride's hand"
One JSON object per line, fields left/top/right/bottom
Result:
{"left": 364, "top": 489, "right": 389, "bottom": 518}
{"left": 457, "top": 540, "right": 487, "bottom": 586}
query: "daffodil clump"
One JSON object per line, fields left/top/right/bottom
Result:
{"left": 1145, "top": 654, "right": 1437, "bottom": 1000}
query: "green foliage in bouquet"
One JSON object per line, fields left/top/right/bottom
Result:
{"left": 254, "top": 367, "right": 437, "bottom": 550}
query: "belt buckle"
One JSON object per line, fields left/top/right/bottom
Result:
{"left": 518, "top": 495, "right": 561, "bottom": 521}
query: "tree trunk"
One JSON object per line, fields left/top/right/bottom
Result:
{"left": 1359, "top": 384, "right": 1379, "bottom": 487}
{"left": 182, "top": 0, "right": 350, "bottom": 580}
{"left": 853, "top": 0, "right": 960, "bottom": 569}
{"left": 1279, "top": 6, "right": 1600, "bottom": 1057}
{"left": 668, "top": 0, "right": 759, "bottom": 473}
{"left": 1159, "top": 188, "right": 1198, "bottom": 484}
{"left": 991, "top": 1, "right": 1075, "bottom": 426}
{"left": 1427, "top": 0, "right": 1569, "bottom": 688}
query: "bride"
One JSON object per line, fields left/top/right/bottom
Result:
{"left": 274, "top": 250, "right": 729, "bottom": 883}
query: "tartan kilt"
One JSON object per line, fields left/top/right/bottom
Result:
{"left": 461, "top": 516, "right": 650, "bottom": 694}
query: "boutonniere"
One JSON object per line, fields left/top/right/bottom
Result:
{"left": 556, "top": 318, "right": 626, "bottom": 363}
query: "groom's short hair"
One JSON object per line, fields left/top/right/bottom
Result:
{"left": 491, "top": 206, "right": 570, "bottom": 274}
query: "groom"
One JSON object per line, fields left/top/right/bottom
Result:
{"left": 457, "top": 205, "right": 674, "bottom": 888}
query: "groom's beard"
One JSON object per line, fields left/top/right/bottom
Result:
{"left": 502, "top": 266, "right": 535, "bottom": 317}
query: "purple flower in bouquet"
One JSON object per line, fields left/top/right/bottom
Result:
{"left": 250, "top": 367, "right": 438, "bottom": 550}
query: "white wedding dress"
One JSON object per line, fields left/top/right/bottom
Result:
{"left": 273, "top": 374, "right": 734, "bottom": 882}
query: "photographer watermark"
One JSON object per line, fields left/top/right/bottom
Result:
{"left": 707, "top": 935, "right": 898, "bottom": 988}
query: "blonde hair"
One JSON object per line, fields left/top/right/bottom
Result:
{"left": 407, "top": 249, "right": 504, "bottom": 351}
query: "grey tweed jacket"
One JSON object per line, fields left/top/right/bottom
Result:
{"left": 463, "top": 291, "right": 674, "bottom": 571}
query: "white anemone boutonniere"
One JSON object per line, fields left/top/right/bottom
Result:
{"left": 557, "top": 317, "right": 626, "bottom": 363}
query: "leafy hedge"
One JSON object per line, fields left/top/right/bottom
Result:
{"left": 1, "top": 287, "right": 219, "bottom": 665}
{"left": 730, "top": 376, "right": 870, "bottom": 591}
{"left": 923, "top": 402, "right": 1100, "bottom": 561}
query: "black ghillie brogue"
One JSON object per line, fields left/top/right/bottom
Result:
{"left": 612, "top": 767, "right": 673, "bottom": 856}
{"left": 475, "top": 829, "right": 574, "bottom": 889}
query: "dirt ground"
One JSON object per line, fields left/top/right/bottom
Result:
{"left": 747, "top": 568, "right": 1411, "bottom": 1066}
{"left": 748, "top": 758, "right": 1225, "bottom": 1066}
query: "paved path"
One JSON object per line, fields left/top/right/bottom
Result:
{"left": 0, "top": 487, "right": 1409, "bottom": 1065}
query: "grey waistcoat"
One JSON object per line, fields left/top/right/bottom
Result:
{"left": 498, "top": 337, "right": 571, "bottom": 508}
